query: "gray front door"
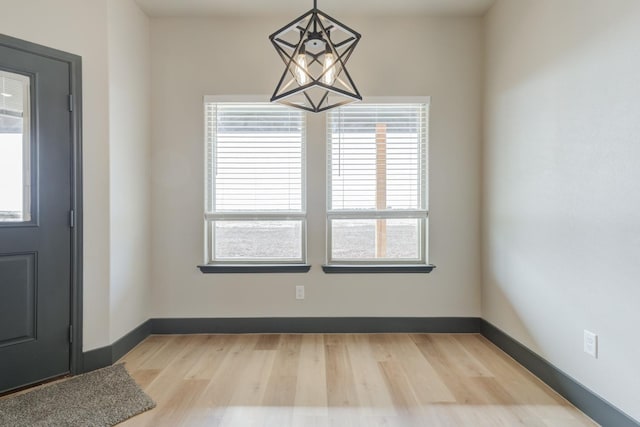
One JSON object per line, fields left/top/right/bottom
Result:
{"left": 0, "top": 40, "right": 74, "bottom": 392}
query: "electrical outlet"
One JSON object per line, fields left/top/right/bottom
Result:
{"left": 295, "top": 285, "right": 305, "bottom": 300}
{"left": 584, "top": 330, "right": 598, "bottom": 358}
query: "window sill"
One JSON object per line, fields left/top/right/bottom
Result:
{"left": 321, "top": 264, "right": 436, "bottom": 274}
{"left": 198, "top": 264, "right": 311, "bottom": 274}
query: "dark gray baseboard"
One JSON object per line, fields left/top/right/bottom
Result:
{"left": 112, "top": 320, "right": 153, "bottom": 362}
{"left": 81, "top": 317, "right": 479, "bottom": 372}
{"left": 79, "top": 316, "right": 639, "bottom": 427}
{"left": 81, "top": 320, "right": 152, "bottom": 373}
{"left": 150, "top": 316, "right": 481, "bottom": 335}
{"left": 81, "top": 346, "right": 112, "bottom": 373}
{"left": 481, "top": 320, "right": 639, "bottom": 427}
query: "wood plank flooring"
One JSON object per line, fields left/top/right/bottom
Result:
{"left": 118, "top": 334, "right": 596, "bottom": 427}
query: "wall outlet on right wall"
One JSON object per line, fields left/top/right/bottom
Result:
{"left": 583, "top": 330, "right": 598, "bottom": 358}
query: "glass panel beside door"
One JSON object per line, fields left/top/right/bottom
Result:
{"left": 0, "top": 70, "right": 31, "bottom": 222}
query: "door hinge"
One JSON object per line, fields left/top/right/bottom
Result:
{"left": 69, "top": 325, "right": 73, "bottom": 343}
{"left": 68, "top": 94, "right": 73, "bottom": 112}
{"left": 69, "top": 209, "right": 75, "bottom": 228}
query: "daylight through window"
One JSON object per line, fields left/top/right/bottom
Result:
{"left": 327, "top": 101, "right": 429, "bottom": 264}
{"left": 205, "top": 100, "right": 306, "bottom": 264}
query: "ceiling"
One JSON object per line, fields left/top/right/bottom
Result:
{"left": 134, "top": 0, "right": 495, "bottom": 18}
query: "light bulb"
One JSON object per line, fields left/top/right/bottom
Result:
{"left": 323, "top": 51, "right": 336, "bottom": 84}
{"left": 295, "top": 53, "right": 308, "bottom": 85}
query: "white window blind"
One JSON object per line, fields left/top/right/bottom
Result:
{"left": 205, "top": 101, "right": 306, "bottom": 264}
{"left": 206, "top": 103, "right": 304, "bottom": 213}
{"left": 327, "top": 102, "right": 429, "bottom": 264}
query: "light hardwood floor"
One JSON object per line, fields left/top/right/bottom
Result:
{"left": 118, "top": 334, "right": 596, "bottom": 427}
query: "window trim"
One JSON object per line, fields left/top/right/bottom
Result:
{"left": 321, "top": 264, "right": 435, "bottom": 274}
{"left": 198, "top": 264, "right": 311, "bottom": 274}
{"left": 203, "top": 96, "right": 307, "bottom": 267}
{"left": 325, "top": 97, "right": 430, "bottom": 267}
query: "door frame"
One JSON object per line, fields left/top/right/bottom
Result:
{"left": 0, "top": 33, "right": 83, "bottom": 375}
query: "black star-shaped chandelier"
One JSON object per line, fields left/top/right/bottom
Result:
{"left": 269, "top": 0, "right": 362, "bottom": 113}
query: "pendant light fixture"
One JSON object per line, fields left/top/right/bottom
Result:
{"left": 269, "top": 0, "right": 362, "bottom": 113}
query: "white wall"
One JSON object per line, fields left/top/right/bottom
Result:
{"left": 107, "top": 0, "right": 152, "bottom": 342}
{"left": 149, "top": 15, "right": 483, "bottom": 318}
{"left": 3, "top": 2, "right": 639, "bottom": 419}
{"left": 0, "top": 0, "right": 112, "bottom": 350}
{"left": 483, "top": 0, "right": 640, "bottom": 421}
{"left": 0, "top": 0, "right": 153, "bottom": 351}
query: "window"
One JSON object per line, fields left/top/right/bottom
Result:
{"left": 326, "top": 101, "right": 429, "bottom": 265}
{"left": 0, "top": 70, "right": 31, "bottom": 223}
{"left": 204, "top": 99, "right": 306, "bottom": 266}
